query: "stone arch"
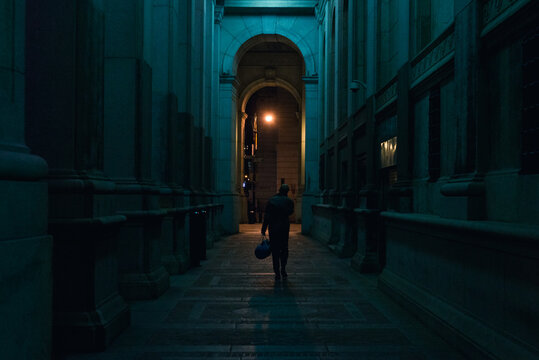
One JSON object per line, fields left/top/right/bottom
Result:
{"left": 240, "top": 78, "right": 302, "bottom": 113}
{"left": 221, "top": 26, "right": 317, "bottom": 76}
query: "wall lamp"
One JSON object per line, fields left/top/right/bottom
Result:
{"left": 264, "top": 114, "right": 274, "bottom": 123}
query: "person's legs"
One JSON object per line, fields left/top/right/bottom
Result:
{"left": 280, "top": 235, "right": 289, "bottom": 278}
{"left": 270, "top": 239, "right": 282, "bottom": 279}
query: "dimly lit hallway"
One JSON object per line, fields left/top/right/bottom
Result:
{"left": 67, "top": 225, "right": 463, "bottom": 360}
{"left": 3, "top": 1, "right": 539, "bottom": 358}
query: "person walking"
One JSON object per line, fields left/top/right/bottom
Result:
{"left": 261, "top": 184, "right": 294, "bottom": 280}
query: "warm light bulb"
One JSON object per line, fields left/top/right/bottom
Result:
{"left": 264, "top": 114, "right": 274, "bottom": 123}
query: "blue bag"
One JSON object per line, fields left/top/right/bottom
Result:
{"left": 255, "top": 236, "right": 271, "bottom": 259}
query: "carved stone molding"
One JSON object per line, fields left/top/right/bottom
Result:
{"left": 410, "top": 26, "right": 455, "bottom": 85}
{"left": 214, "top": 5, "right": 224, "bottom": 24}
{"left": 315, "top": 0, "right": 327, "bottom": 25}
{"left": 375, "top": 78, "right": 398, "bottom": 111}
{"left": 481, "top": 0, "right": 529, "bottom": 30}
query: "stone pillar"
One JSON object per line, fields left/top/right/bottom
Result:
{"left": 104, "top": 0, "right": 153, "bottom": 189}
{"left": 335, "top": 0, "right": 348, "bottom": 126}
{"left": 201, "top": 0, "right": 215, "bottom": 202}
{"left": 210, "top": 5, "right": 225, "bottom": 235}
{"left": 315, "top": 4, "right": 326, "bottom": 142}
{"left": 25, "top": 0, "right": 129, "bottom": 352}
{"left": 351, "top": 97, "right": 382, "bottom": 273}
{"left": 361, "top": 97, "right": 378, "bottom": 208}
{"left": 440, "top": 0, "right": 485, "bottom": 220}
{"left": 152, "top": 1, "right": 192, "bottom": 274}
{"left": 212, "top": 4, "right": 223, "bottom": 193}
{"left": 389, "top": 63, "right": 413, "bottom": 212}
{"left": 216, "top": 75, "right": 241, "bottom": 234}
{"left": 302, "top": 76, "right": 320, "bottom": 234}
{"left": 365, "top": 0, "right": 377, "bottom": 97}
{"left": 103, "top": 0, "right": 170, "bottom": 295}
{"left": 389, "top": 0, "right": 412, "bottom": 210}
{"left": 0, "top": 2, "right": 52, "bottom": 359}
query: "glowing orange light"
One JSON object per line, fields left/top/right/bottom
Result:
{"left": 264, "top": 114, "right": 274, "bottom": 123}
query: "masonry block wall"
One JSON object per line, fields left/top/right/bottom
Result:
{"left": 1, "top": 1, "right": 539, "bottom": 359}
{"left": 1, "top": 1, "right": 223, "bottom": 358}
{"left": 311, "top": 0, "right": 539, "bottom": 359}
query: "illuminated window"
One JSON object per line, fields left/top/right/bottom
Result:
{"left": 380, "top": 136, "right": 397, "bottom": 168}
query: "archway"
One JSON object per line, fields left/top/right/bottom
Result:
{"left": 241, "top": 86, "right": 302, "bottom": 224}
{"left": 215, "top": 33, "right": 319, "bottom": 234}
{"left": 235, "top": 38, "right": 305, "bottom": 225}
{"left": 223, "top": 33, "right": 317, "bottom": 77}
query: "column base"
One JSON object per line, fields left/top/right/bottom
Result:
{"left": 119, "top": 266, "right": 170, "bottom": 300}
{"left": 53, "top": 293, "right": 130, "bottom": 353}
{"left": 351, "top": 252, "right": 381, "bottom": 273}
{"left": 161, "top": 254, "right": 181, "bottom": 275}
{"left": 300, "top": 192, "right": 319, "bottom": 234}
{"left": 350, "top": 208, "right": 382, "bottom": 273}
{"left": 49, "top": 215, "right": 129, "bottom": 354}
{"left": 175, "top": 252, "right": 191, "bottom": 274}
{"left": 117, "top": 209, "right": 170, "bottom": 300}
{"left": 160, "top": 211, "right": 180, "bottom": 275}
{"left": 0, "top": 235, "right": 52, "bottom": 360}
{"left": 328, "top": 207, "right": 356, "bottom": 258}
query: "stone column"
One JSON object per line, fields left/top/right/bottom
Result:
{"left": 103, "top": 0, "right": 169, "bottom": 296}
{"left": 104, "top": 0, "right": 153, "bottom": 190}
{"left": 301, "top": 76, "right": 320, "bottom": 234}
{"left": 216, "top": 75, "right": 241, "bottom": 234}
{"left": 389, "top": 63, "right": 413, "bottom": 212}
{"left": 335, "top": 0, "right": 348, "bottom": 126}
{"left": 25, "top": 0, "right": 129, "bottom": 352}
{"left": 351, "top": 97, "right": 382, "bottom": 273}
{"left": 209, "top": 5, "right": 225, "bottom": 236}
{"left": 201, "top": 0, "right": 215, "bottom": 204}
{"left": 392, "top": 0, "right": 412, "bottom": 214}
{"left": 212, "top": 4, "right": 223, "bottom": 188}
{"left": 440, "top": 0, "right": 485, "bottom": 220}
{"left": 315, "top": 4, "right": 326, "bottom": 143}
{"left": 153, "top": 1, "right": 192, "bottom": 274}
{"left": 0, "top": 1, "right": 51, "bottom": 359}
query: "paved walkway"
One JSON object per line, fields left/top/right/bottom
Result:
{"left": 68, "top": 224, "right": 465, "bottom": 360}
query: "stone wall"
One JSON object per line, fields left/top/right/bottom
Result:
{"left": 1, "top": 1, "right": 225, "bottom": 358}
{"left": 0, "top": 2, "right": 51, "bottom": 358}
{"left": 311, "top": 0, "right": 539, "bottom": 358}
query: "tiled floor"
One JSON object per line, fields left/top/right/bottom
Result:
{"left": 67, "top": 224, "right": 466, "bottom": 360}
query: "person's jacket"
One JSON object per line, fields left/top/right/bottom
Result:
{"left": 262, "top": 193, "right": 294, "bottom": 236}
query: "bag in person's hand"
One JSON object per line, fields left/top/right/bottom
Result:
{"left": 254, "top": 235, "right": 271, "bottom": 259}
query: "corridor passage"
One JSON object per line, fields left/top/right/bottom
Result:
{"left": 68, "top": 225, "right": 464, "bottom": 360}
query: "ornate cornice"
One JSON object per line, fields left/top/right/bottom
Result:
{"left": 375, "top": 76, "right": 398, "bottom": 112}
{"left": 410, "top": 25, "right": 455, "bottom": 85}
{"left": 481, "top": 0, "right": 530, "bottom": 35}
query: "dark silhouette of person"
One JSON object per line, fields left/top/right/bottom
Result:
{"left": 261, "top": 184, "right": 294, "bottom": 280}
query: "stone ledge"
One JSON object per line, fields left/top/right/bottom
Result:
{"left": 118, "top": 209, "right": 168, "bottom": 219}
{"left": 381, "top": 212, "right": 539, "bottom": 257}
{"left": 49, "top": 215, "right": 126, "bottom": 227}
{"left": 379, "top": 269, "right": 539, "bottom": 360}
{"left": 440, "top": 181, "right": 485, "bottom": 196}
